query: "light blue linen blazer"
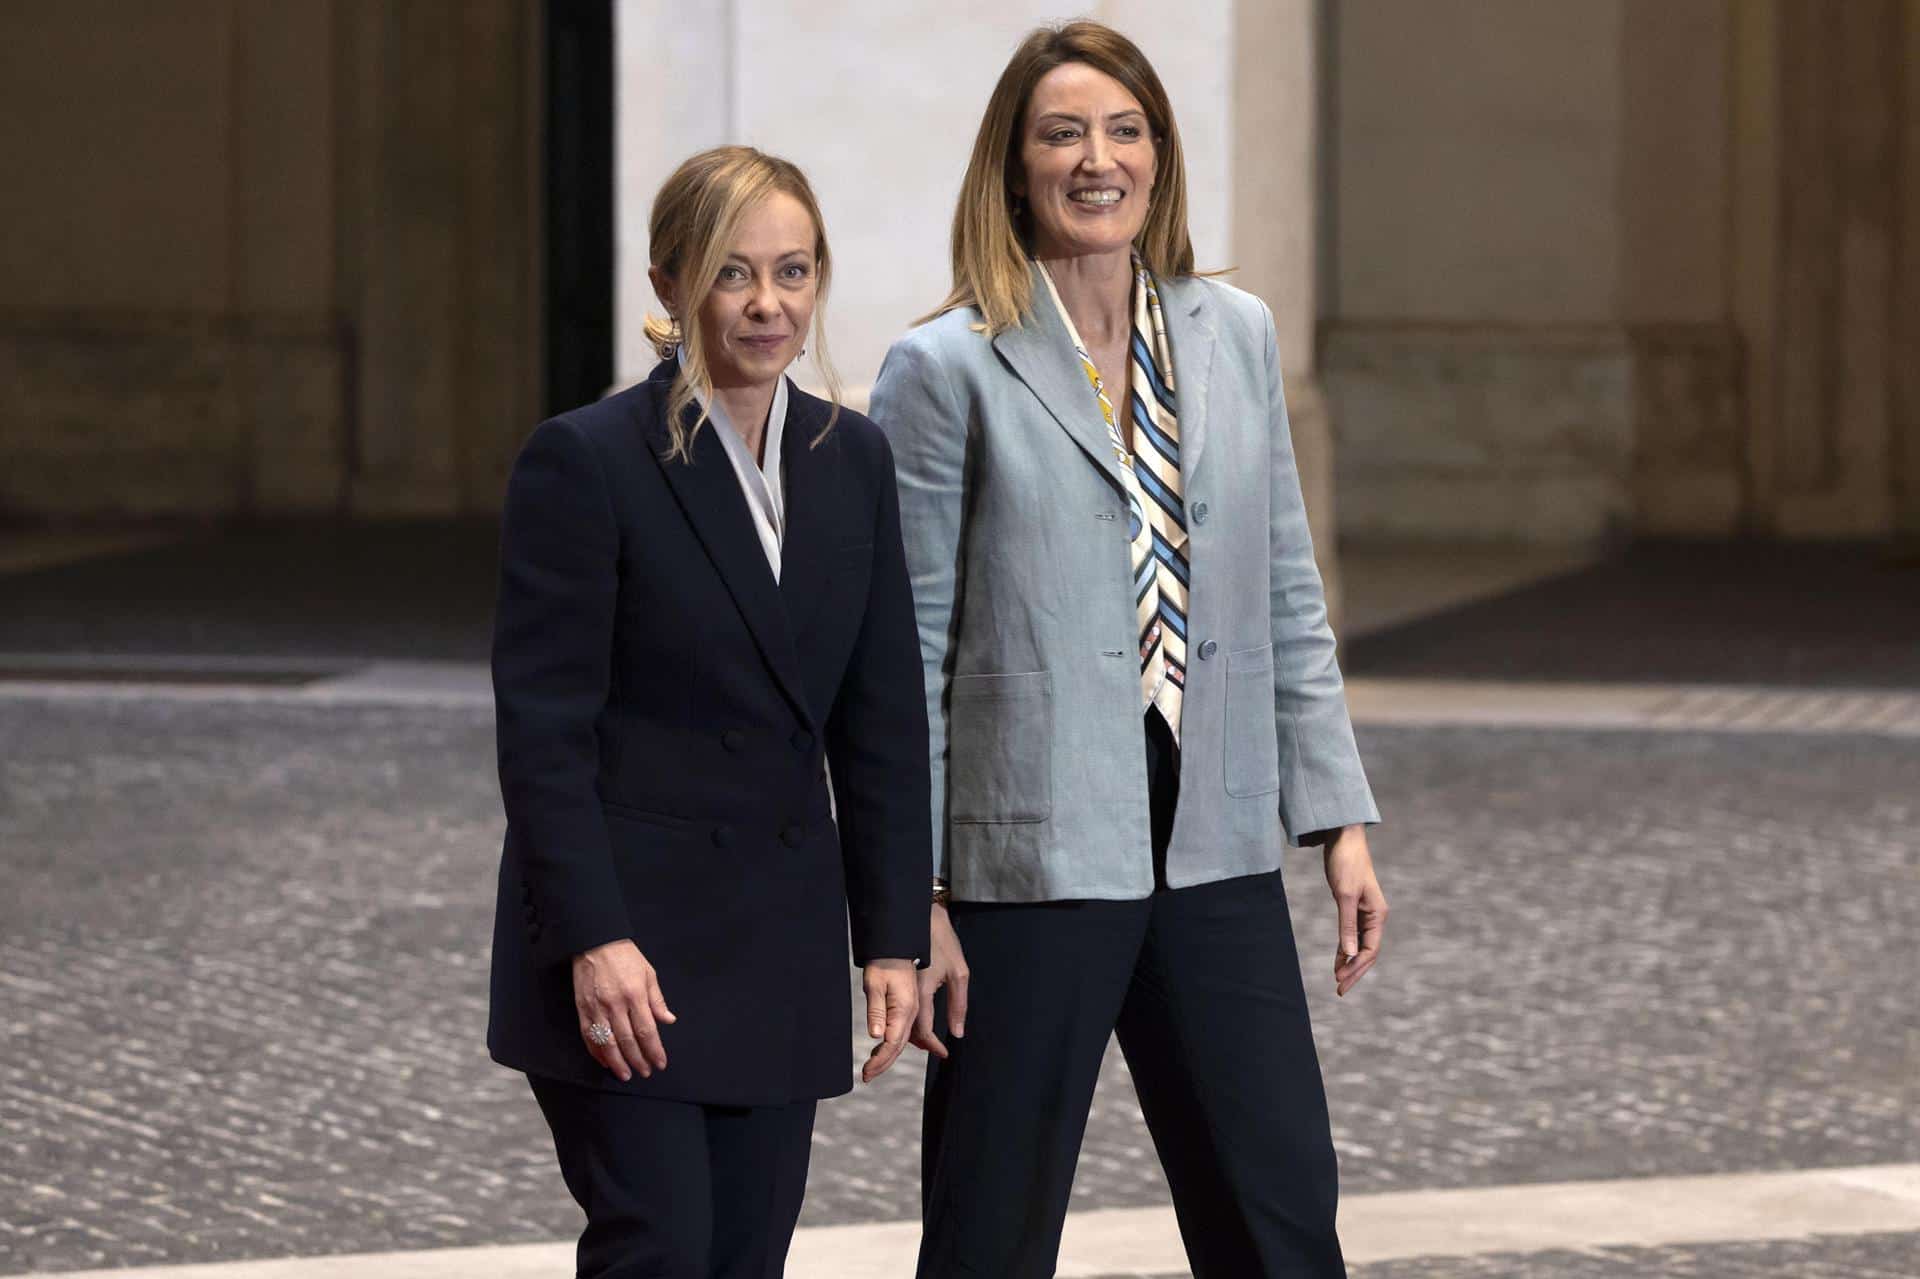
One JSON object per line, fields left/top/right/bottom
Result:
{"left": 869, "top": 266, "right": 1379, "bottom": 902}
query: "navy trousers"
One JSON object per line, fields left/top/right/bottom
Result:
{"left": 530, "top": 1077, "right": 815, "bottom": 1279}
{"left": 917, "top": 710, "right": 1345, "bottom": 1277}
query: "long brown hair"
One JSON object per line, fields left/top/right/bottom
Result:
{"left": 928, "top": 21, "right": 1196, "bottom": 334}
{"left": 643, "top": 146, "right": 842, "bottom": 461}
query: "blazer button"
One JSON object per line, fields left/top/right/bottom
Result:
{"left": 712, "top": 824, "right": 735, "bottom": 847}
{"left": 721, "top": 729, "right": 745, "bottom": 752}
{"left": 1198, "top": 639, "right": 1219, "bottom": 660}
{"left": 780, "top": 823, "right": 804, "bottom": 848}
{"left": 1192, "top": 500, "right": 1210, "bottom": 524}
{"left": 790, "top": 729, "right": 813, "bottom": 752}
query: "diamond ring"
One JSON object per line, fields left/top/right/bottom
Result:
{"left": 586, "top": 1021, "right": 614, "bottom": 1046}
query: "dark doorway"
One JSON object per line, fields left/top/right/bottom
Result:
{"left": 543, "top": 0, "right": 615, "bottom": 416}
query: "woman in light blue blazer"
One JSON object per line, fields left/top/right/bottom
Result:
{"left": 870, "top": 21, "right": 1390, "bottom": 1279}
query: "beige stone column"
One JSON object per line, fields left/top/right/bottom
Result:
{"left": 1732, "top": 0, "right": 1914, "bottom": 540}
{"left": 1898, "top": 0, "right": 1920, "bottom": 539}
{"left": 613, "top": 0, "right": 732, "bottom": 387}
{"left": 1232, "top": 0, "right": 1341, "bottom": 619}
{"left": 335, "top": 0, "right": 540, "bottom": 517}
{"left": 1729, "top": 0, "right": 1781, "bottom": 537}
{"left": 1620, "top": 0, "right": 1742, "bottom": 538}
{"left": 233, "top": 1, "right": 346, "bottom": 515}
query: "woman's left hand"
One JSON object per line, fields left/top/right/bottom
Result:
{"left": 860, "top": 958, "right": 919, "bottom": 1083}
{"left": 1323, "top": 826, "right": 1388, "bottom": 997}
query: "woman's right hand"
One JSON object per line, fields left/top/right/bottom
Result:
{"left": 572, "top": 939, "right": 677, "bottom": 1081}
{"left": 910, "top": 904, "right": 969, "bottom": 1058}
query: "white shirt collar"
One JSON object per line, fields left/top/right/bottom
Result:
{"left": 674, "top": 347, "right": 789, "bottom": 579}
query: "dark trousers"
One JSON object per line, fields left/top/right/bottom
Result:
{"left": 530, "top": 1076, "right": 816, "bottom": 1279}
{"left": 918, "top": 710, "right": 1344, "bottom": 1278}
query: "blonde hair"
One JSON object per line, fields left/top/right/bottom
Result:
{"left": 643, "top": 146, "right": 841, "bottom": 462}
{"left": 928, "top": 21, "right": 1197, "bottom": 334}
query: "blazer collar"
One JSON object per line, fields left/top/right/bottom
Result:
{"left": 638, "top": 358, "right": 817, "bottom": 728}
{"left": 992, "top": 263, "right": 1219, "bottom": 489}
{"left": 774, "top": 388, "right": 836, "bottom": 649}
{"left": 992, "top": 267, "right": 1124, "bottom": 490}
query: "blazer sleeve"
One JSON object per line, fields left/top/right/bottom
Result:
{"left": 1259, "top": 302, "right": 1382, "bottom": 844}
{"left": 867, "top": 333, "right": 969, "bottom": 883}
{"left": 825, "top": 431, "right": 934, "bottom": 967}
{"left": 492, "top": 417, "right": 634, "bottom": 966}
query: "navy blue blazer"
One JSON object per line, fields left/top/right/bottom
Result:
{"left": 487, "top": 358, "right": 931, "bottom": 1105}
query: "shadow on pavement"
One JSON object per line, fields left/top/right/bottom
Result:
{"left": 1346, "top": 541, "right": 1920, "bottom": 689}
{"left": 0, "top": 520, "right": 502, "bottom": 663}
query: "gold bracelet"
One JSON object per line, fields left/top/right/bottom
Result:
{"left": 931, "top": 878, "right": 951, "bottom": 908}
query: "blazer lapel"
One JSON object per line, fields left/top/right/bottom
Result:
{"left": 775, "top": 387, "right": 833, "bottom": 648}
{"left": 639, "top": 364, "right": 816, "bottom": 729}
{"left": 1155, "top": 274, "right": 1217, "bottom": 485}
{"left": 992, "top": 266, "right": 1126, "bottom": 491}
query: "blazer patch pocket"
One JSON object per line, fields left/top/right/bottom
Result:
{"left": 1224, "top": 644, "right": 1283, "bottom": 798}
{"left": 947, "top": 670, "right": 1052, "bottom": 824}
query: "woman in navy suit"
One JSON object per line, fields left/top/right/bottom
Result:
{"left": 487, "top": 146, "right": 928, "bottom": 1279}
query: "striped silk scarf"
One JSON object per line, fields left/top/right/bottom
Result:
{"left": 1036, "top": 256, "right": 1190, "bottom": 742}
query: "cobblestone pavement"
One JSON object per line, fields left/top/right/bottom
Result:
{"left": 1, "top": 696, "right": 1916, "bottom": 1273}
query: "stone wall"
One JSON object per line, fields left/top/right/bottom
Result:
{"left": 0, "top": 1, "right": 540, "bottom": 520}
{"left": 0, "top": 312, "right": 347, "bottom": 518}
{"left": 1327, "top": 328, "right": 1636, "bottom": 547}
{"left": 10, "top": 1, "right": 1911, "bottom": 542}
{"left": 1327, "top": 0, "right": 1918, "bottom": 547}
{"left": 1740, "top": 0, "right": 1918, "bottom": 539}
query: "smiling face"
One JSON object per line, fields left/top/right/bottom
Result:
{"left": 1016, "top": 61, "right": 1158, "bottom": 260}
{"left": 652, "top": 190, "right": 819, "bottom": 392}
